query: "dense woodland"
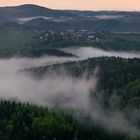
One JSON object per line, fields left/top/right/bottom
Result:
{"left": 0, "top": 100, "right": 136, "bottom": 140}
{"left": 29, "top": 57, "right": 140, "bottom": 111}
{"left": 0, "top": 57, "right": 139, "bottom": 139}
{"left": 25, "top": 57, "right": 140, "bottom": 139}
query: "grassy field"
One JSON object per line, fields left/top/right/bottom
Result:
{"left": 0, "top": 24, "right": 75, "bottom": 58}
{"left": 0, "top": 25, "right": 38, "bottom": 49}
{"left": 0, "top": 23, "right": 140, "bottom": 58}
{"left": 104, "top": 32, "right": 140, "bottom": 42}
{"left": 92, "top": 32, "right": 140, "bottom": 51}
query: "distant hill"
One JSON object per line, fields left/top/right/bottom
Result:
{"left": 0, "top": 4, "right": 77, "bottom": 25}
{"left": 0, "top": 23, "right": 75, "bottom": 58}
{"left": 0, "top": 4, "right": 140, "bottom": 32}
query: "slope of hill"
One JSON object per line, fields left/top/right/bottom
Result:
{"left": 27, "top": 57, "right": 140, "bottom": 112}
{"left": 0, "top": 4, "right": 77, "bottom": 25}
{"left": 0, "top": 23, "right": 74, "bottom": 58}
{"left": 0, "top": 4, "right": 140, "bottom": 32}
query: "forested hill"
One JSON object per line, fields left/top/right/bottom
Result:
{"left": 0, "top": 4, "right": 140, "bottom": 32}
{"left": 0, "top": 100, "right": 127, "bottom": 140}
{"left": 0, "top": 57, "right": 139, "bottom": 140}
{"left": 28, "top": 57, "right": 140, "bottom": 111}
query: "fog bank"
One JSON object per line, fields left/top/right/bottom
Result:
{"left": 63, "top": 47, "right": 140, "bottom": 59}
{"left": 0, "top": 56, "right": 139, "bottom": 135}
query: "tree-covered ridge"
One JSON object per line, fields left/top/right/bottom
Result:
{"left": 0, "top": 100, "right": 134, "bottom": 140}
{"left": 0, "top": 57, "right": 139, "bottom": 140}
{"left": 28, "top": 57, "right": 140, "bottom": 111}
{"left": 1, "top": 5, "right": 140, "bottom": 32}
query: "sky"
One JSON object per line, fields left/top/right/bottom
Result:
{"left": 0, "top": 0, "right": 140, "bottom": 11}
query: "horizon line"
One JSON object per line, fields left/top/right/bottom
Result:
{"left": 1, "top": 3, "right": 140, "bottom": 13}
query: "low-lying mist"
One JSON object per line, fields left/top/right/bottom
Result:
{"left": 63, "top": 47, "right": 140, "bottom": 59}
{"left": 0, "top": 56, "right": 89, "bottom": 106}
{"left": 0, "top": 56, "right": 139, "bottom": 136}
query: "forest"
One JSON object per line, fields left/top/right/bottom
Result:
{"left": 28, "top": 57, "right": 140, "bottom": 112}
{"left": 0, "top": 11, "right": 140, "bottom": 140}
{"left": 12, "top": 57, "right": 139, "bottom": 140}
{"left": 0, "top": 57, "right": 139, "bottom": 139}
{"left": 0, "top": 100, "right": 137, "bottom": 140}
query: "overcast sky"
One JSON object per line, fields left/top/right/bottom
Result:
{"left": 0, "top": 0, "right": 140, "bottom": 11}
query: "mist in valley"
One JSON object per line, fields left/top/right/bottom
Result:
{"left": 0, "top": 48, "right": 140, "bottom": 135}
{"left": 63, "top": 47, "right": 140, "bottom": 59}
{"left": 0, "top": 3, "right": 140, "bottom": 139}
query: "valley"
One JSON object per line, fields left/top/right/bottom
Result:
{"left": 0, "top": 4, "right": 140, "bottom": 140}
